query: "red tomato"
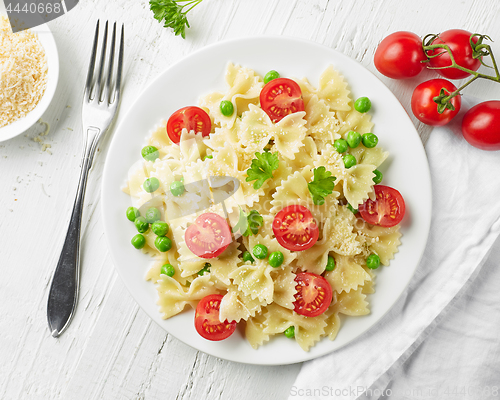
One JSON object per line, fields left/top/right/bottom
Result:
{"left": 359, "top": 185, "right": 406, "bottom": 228}
{"left": 195, "top": 294, "right": 236, "bottom": 341}
{"left": 461, "top": 101, "right": 500, "bottom": 151}
{"left": 272, "top": 205, "right": 319, "bottom": 251}
{"left": 374, "top": 31, "right": 427, "bottom": 79}
{"left": 166, "top": 106, "right": 211, "bottom": 144}
{"left": 411, "top": 79, "right": 461, "bottom": 126}
{"left": 427, "top": 29, "right": 480, "bottom": 80}
{"left": 185, "top": 213, "right": 231, "bottom": 258}
{"left": 293, "top": 273, "right": 332, "bottom": 317}
{"left": 260, "top": 78, "right": 305, "bottom": 123}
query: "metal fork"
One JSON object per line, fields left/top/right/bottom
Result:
{"left": 47, "top": 21, "right": 124, "bottom": 338}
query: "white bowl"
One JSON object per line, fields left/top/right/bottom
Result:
{"left": 0, "top": 20, "right": 59, "bottom": 141}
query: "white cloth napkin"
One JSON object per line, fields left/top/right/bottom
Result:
{"left": 288, "top": 97, "right": 500, "bottom": 400}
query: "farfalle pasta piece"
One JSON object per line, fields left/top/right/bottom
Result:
{"left": 219, "top": 285, "right": 266, "bottom": 323}
{"left": 316, "top": 65, "right": 352, "bottom": 112}
{"left": 323, "top": 292, "right": 341, "bottom": 340}
{"left": 239, "top": 104, "right": 307, "bottom": 160}
{"left": 336, "top": 287, "right": 370, "bottom": 316}
{"left": 263, "top": 303, "right": 328, "bottom": 351}
{"left": 199, "top": 63, "right": 263, "bottom": 129}
{"left": 349, "top": 145, "right": 389, "bottom": 168}
{"left": 324, "top": 254, "right": 371, "bottom": 294}
{"left": 229, "top": 260, "right": 274, "bottom": 303}
{"left": 247, "top": 234, "right": 297, "bottom": 268}
{"left": 156, "top": 274, "right": 219, "bottom": 319}
{"left": 315, "top": 146, "right": 376, "bottom": 207}
{"left": 245, "top": 312, "right": 271, "bottom": 349}
{"left": 337, "top": 109, "right": 374, "bottom": 136}
{"left": 356, "top": 224, "right": 402, "bottom": 266}
{"left": 304, "top": 95, "right": 341, "bottom": 144}
{"left": 270, "top": 266, "right": 297, "bottom": 309}
{"left": 208, "top": 242, "right": 241, "bottom": 286}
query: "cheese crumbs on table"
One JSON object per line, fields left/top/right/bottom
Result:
{"left": 0, "top": 16, "right": 48, "bottom": 128}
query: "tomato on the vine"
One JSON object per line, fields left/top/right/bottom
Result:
{"left": 461, "top": 101, "right": 500, "bottom": 151}
{"left": 272, "top": 205, "right": 319, "bottom": 251}
{"left": 359, "top": 185, "right": 406, "bottom": 228}
{"left": 166, "top": 106, "right": 212, "bottom": 144}
{"left": 374, "top": 31, "right": 427, "bottom": 79}
{"left": 426, "top": 29, "right": 481, "bottom": 80}
{"left": 293, "top": 272, "right": 332, "bottom": 317}
{"left": 411, "top": 79, "right": 461, "bottom": 126}
{"left": 195, "top": 294, "right": 236, "bottom": 341}
{"left": 260, "top": 78, "right": 305, "bottom": 123}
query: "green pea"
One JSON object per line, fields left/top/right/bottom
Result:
{"left": 325, "top": 255, "right": 336, "bottom": 271}
{"left": 268, "top": 251, "right": 284, "bottom": 268}
{"left": 161, "top": 263, "right": 175, "bottom": 277}
{"left": 343, "top": 154, "right": 357, "bottom": 169}
{"left": 155, "top": 236, "right": 172, "bottom": 252}
{"left": 253, "top": 244, "right": 268, "bottom": 260}
{"left": 145, "top": 207, "right": 161, "bottom": 223}
{"left": 366, "top": 254, "right": 381, "bottom": 269}
{"left": 354, "top": 97, "right": 371, "bottom": 113}
{"left": 284, "top": 326, "right": 295, "bottom": 339}
{"left": 264, "top": 70, "right": 280, "bottom": 84}
{"left": 141, "top": 145, "right": 160, "bottom": 162}
{"left": 373, "top": 169, "right": 383, "bottom": 184}
{"left": 203, "top": 155, "right": 213, "bottom": 160}
{"left": 131, "top": 234, "right": 146, "bottom": 249}
{"left": 220, "top": 100, "right": 234, "bottom": 117}
{"left": 362, "top": 133, "right": 378, "bottom": 148}
{"left": 198, "top": 263, "right": 211, "bottom": 276}
{"left": 346, "top": 131, "right": 362, "bottom": 148}
{"left": 126, "top": 207, "right": 140, "bottom": 222}
{"left": 333, "top": 139, "right": 348, "bottom": 153}
{"left": 170, "top": 180, "right": 185, "bottom": 197}
{"left": 242, "top": 251, "right": 254, "bottom": 263}
{"left": 347, "top": 204, "right": 358, "bottom": 214}
{"left": 143, "top": 177, "right": 160, "bottom": 193}
{"left": 134, "top": 216, "right": 149, "bottom": 233}
{"left": 152, "top": 221, "right": 169, "bottom": 236}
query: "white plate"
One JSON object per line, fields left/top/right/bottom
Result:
{"left": 0, "top": 19, "right": 59, "bottom": 141}
{"left": 101, "top": 36, "right": 432, "bottom": 365}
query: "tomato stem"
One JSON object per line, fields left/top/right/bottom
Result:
{"left": 422, "top": 34, "right": 500, "bottom": 113}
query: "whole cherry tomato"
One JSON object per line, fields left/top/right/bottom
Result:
{"left": 374, "top": 31, "right": 427, "bottom": 79}
{"left": 411, "top": 79, "right": 461, "bottom": 126}
{"left": 461, "top": 101, "right": 500, "bottom": 151}
{"left": 426, "top": 29, "right": 481, "bottom": 80}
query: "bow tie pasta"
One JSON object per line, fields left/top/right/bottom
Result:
{"left": 122, "top": 63, "right": 406, "bottom": 351}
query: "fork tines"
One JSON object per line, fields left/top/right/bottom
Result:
{"left": 85, "top": 20, "right": 124, "bottom": 105}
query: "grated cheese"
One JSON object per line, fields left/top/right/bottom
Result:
{"left": 0, "top": 16, "right": 48, "bottom": 128}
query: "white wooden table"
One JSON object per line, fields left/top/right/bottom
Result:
{"left": 1, "top": 0, "right": 500, "bottom": 399}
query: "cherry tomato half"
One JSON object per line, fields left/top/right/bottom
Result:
{"left": 411, "top": 79, "right": 461, "bottom": 126}
{"left": 260, "top": 78, "right": 305, "bottom": 123}
{"left": 166, "top": 106, "right": 211, "bottom": 144}
{"left": 293, "top": 272, "right": 332, "bottom": 317}
{"left": 272, "top": 205, "right": 319, "bottom": 251}
{"left": 195, "top": 294, "right": 236, "bottom": 341}
{"left": 427, "top": 29, "right": 480, "bottom": 80}
{"left": 461, "top": 101, "right": 500, "bottom": 151}
{"left": 374, "top": 31, "right": 427, "bottom": 79}
{"left": 185, "top": 213, "right": 232, "bottom": 258}
{"left": 359, "top": 185, "right": 406, "bottom": 228}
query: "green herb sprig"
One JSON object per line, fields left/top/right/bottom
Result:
{"left": 150, "top": 0, "right": 203, "bottom": 39}
{"left": 308, "top": 166, "right": 336, "bottom": 205}
{"left": 246, "top": 151, "right": 279, "bottom": 190}
{"left": 232, "top": 209, "right": 264, "bottom": 237}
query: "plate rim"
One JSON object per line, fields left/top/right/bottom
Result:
{"left": 101, "top": 35, "right": 432, "bottom": 365}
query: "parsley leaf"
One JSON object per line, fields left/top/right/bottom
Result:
{"left": 232, "top": 209, "right": 263, "bottom": 237}
{"left": 149, "top": 0, "right": 203, "bottom": 39}
{"left": 308, "top": 166, "right": 336, "bottom": 205}
{"left": 245, "top": 151, "right": 279, "bottom": 190}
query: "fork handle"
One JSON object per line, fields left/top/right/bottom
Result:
{"left": 47, "top": 128, "right": 100, "bottom": 337}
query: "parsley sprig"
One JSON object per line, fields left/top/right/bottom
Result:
{"left": 308, "top": 166, "right": 336, "bottom": 205}
{"left": 246, "top": 151, "right": 279, "bottom": 190}
{"left": 149, "top": 0, "right": 203, "bottom": 39}
{"left": 232, "top": 209, "right": 263, "bottom": 237}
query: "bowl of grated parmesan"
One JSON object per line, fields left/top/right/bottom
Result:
{"left": 0, "top": 15, "right": 59, "bottom": 141}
